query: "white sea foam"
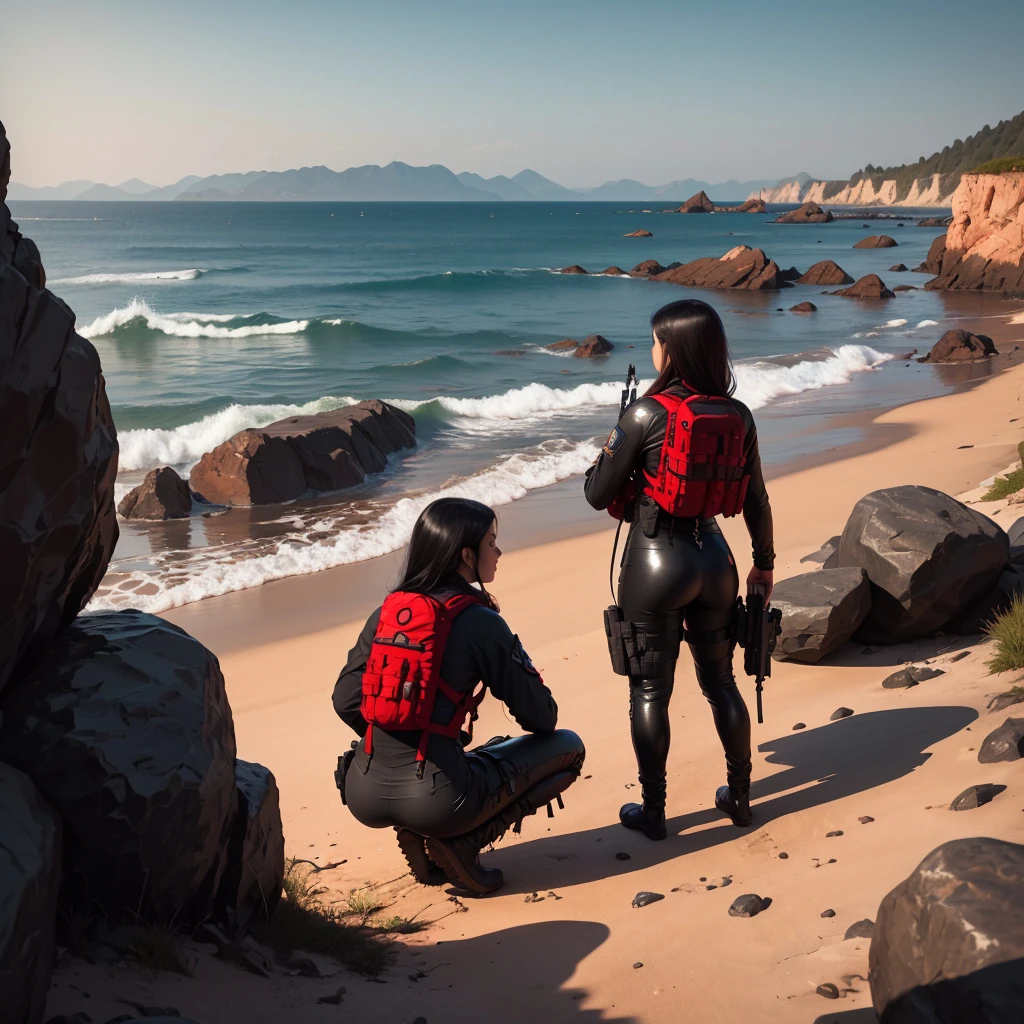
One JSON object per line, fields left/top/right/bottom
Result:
{"left": 916, "top": 319, "right": 940, "bottom": 328}
{"left": 78, "top": 298, "right": 309, "bottom": 339}
{"left": 118, "top": 395, "right": 355, "bottom": 471}
{"left": 52, "top": 269, "right": 203, "bottom": 285}
{"left": 877, "top": 319, "right": 909, "bottom": 328}
{"left": 89, "top": 438, "right": 601, "bottom": 613}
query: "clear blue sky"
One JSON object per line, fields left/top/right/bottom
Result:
{"left": 4, "top": 0, "right": 1023, "bottom": 188}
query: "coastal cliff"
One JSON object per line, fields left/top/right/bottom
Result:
{"left": 755, "top": 172, "right": 956, "bottom": 208}
{"left": 926, "top": 171, "right": 1024, "bottom": 294}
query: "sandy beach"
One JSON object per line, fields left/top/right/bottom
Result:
{"left": 46, "top": 310, "right": 1024, "bottom": 1023}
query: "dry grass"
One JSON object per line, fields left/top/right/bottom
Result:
{"left": 984, "top": 596, "right": 1024, "bottom": 674}
{"left": 131, "top": 920, "right": 193, "bottom": 976}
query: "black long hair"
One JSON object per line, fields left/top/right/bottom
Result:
{"left": 396, "top": 497, "right": 499, "bottom": 609}
{"left": 647, "top": 299, "right": 736, "bottom": 398}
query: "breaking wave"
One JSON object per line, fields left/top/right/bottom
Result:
{"left": 79, "top": 298, "right": 309, "bottom": 339}
{"left": 53, "top": 268, "right": 205, "bottom": 285}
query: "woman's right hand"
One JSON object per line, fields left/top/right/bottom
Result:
{"left": 746, "top": 566, "right": 773, "bottom": 602}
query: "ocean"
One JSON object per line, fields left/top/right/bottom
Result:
{"left": 11, "top": 199, "right": 972, "bottom": 612}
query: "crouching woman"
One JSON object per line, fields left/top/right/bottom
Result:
{"left": 332, "top": 497, "right": 585, "bottom": 895}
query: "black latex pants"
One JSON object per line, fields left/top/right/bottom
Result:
{"left": 617, "top": 516, "right": 751, "bottom": 808}
{"left": 344, "top": 729, "right": 586, "bottom": 839}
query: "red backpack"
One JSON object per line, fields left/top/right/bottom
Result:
{"left": 642, "top": 392, "right": 750, "bottom": 519}
{"left": 360, "top": 591, "right": 484, "bottom": 774}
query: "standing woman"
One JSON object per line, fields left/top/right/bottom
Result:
{"left": 584, "top": 299, "right": 774, "bottom": 840}
{"left": 333, "top": 497, "right": 585, "bottom": 894}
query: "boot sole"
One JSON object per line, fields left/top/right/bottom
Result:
{"left": 425, "top": 837, "right": 504, "bottom": 896}
{"left": 714, "top": 790, "right": 753, "bottom": 828}
{"left": 395, "top": 828, "right": 447, "bottom": 886}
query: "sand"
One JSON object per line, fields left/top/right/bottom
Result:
{"left": 46, "top": 314, "right": 1024, "bottom": 1023}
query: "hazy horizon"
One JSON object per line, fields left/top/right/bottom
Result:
{"left": 5, "top": 0, "right": 1024, "bottom": 189}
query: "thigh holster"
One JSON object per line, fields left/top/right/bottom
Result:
{"left": 604, "top": 608, "right": 679, "bottom": 677}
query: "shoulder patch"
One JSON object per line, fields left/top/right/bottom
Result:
{"left": 603, "top": 425, "right": 627, "bottom": 457}
{"left": 510, "top": 634, "right": 540, "bottom": 676}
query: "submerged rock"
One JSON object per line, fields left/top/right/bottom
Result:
{"left": 574, "top": 335, "right": 614, "bottom": 358}
{"left": 854, "top": 235, "right": 898, "bottom": 248}
{"left": 629, "top": 259, "right": 666, "bottom": 277}
{"left": 774, "top": 202, "right": 833, "bottom": 224}
{"left": 789, "top": 301, "right": 817, "bottom": 313}
{"left": 796, "top": 260, "right": 852, "bottom": 285}
{"left": 678, "top": 191, "right": 714, "bottom": 213}
{"left": 652, "top": 246, "right": 789, "bottom": 291}
{"left": 831, "top": 273, "right": 895, "bottom": 298}
{"left": 118, "top": 466, "right": 193, "bottom": 520}
{"left": 920, "top": 329, "right": 998, "bottom": 363}
{"left": 557, "top": 264, "right": 588, "bottom": 274}
{"left": 624, "top": 229, "right": 653, "bottom": 237}
{"left": 889, "top": 263, "right": 909, "bottom": 272}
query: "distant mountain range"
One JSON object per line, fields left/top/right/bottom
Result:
{"left": 7, "top": 164, "right": 785, "bottom": 203}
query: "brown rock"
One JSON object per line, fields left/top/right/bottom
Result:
{"left": 679, "top": 191, "right": 715, "bottom": 213}
{"left": 889, "top": 263, "right": 909, "bottom": 272}
{"left": 789, "top": 301, "right": 817, "bottom": 313}
{"left": 558, "top": 265, "right": 588, "bottom": 274}
{"left": 600, "top": 266, "right": 628, "bottom": 276}
{"left": 189, "top": 401, "right": 415, "bottom": 506}
{"left": 797, "top": 260, "right": 853, "bottom": 285}
{"left": 0, "top": 176, "right": 119, "bottom": 694}
{"left": 546, "top": 339, "right": 580, "bottom": 352}
{"left": 893, "top": 284, "right": 919, "bottom": 292}
{"left": 926, "top": 172, "right": 1024, "bottom": 294}
{"left": 832, "top": 274, "right": 895, "bottom": 299}
{"left": 920, "top": 329, "right": 998, "bottom": 363}
{"left": 774, "top": 202, "right": 834, "bottom": 224}
{"left": 914, "top": 234, "right": 947, "bottom": 274}
{"left": 624, "top": 229, "right": 653, "bottom": 237}
{"left": 917, "top": 216, "right": 952, "bottom": 227}
{"left": 653, "top": 246, "right": 788, "bottom": 291}
{"left": 573, "top": 334, "right": 614, "bottom": 358}
{"left": 629, "top": 259, "right": 666, "bottom": 277}
{"left": 724, "top": 198, "right": 767, "bottom": 213}
{"left": 854, "top": 235, "right": 898, "bottom": 249}
{"left": 118, "top": 466, "right": 193, "bottom": 520}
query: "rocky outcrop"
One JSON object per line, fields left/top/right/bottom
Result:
{"left": 838, "top": 485, "right": 1009, "bottom": 643}
{"left": 789, "top": 301, "right": 817, "bottom": 313}
{"left": 546, "top": 339, "right": 579, "bottom": 353}
{"left": 773, "top": 202, "right": 833, "bottom": 224}
{"left": 914, "top": 234, "right": 947, "bottom": 275}
{"left": 652, "top": 246, "right": 789, "bottom": 291}
{"left": 716, "top": 198, "right": 766, "bottom": 213}
{"left": 919, "top": 329, "right": 998, "bottom": 363}
{"left": 889, "top": 263, "right": 908, "bottom": 272}
{"left": 189, "top": 400, "right": 415, "bottom": 506}
{"left": 118, "top": 466, "right": 193, "bottom": 519}
{"left": 630, "top": 259, "right": 666, "bottom": 277}
{"left": 917, "top": 216, "right": 952, "bottom": 227}
{"left": 869, "top": 838, "right": 1024, "bottom": 1022}
{"left": 0, "top": 200, "right": 119, "bottom": 694}
{"left": 557, "top": 264, "right": 588, "bottom": 274}
{"left": 624, "top": 229, "right": 653, "bottom": 237}
{"left": 600, "top": 266, "right": 627, "bottom": 276}
{"left": 771, "top": 568, "right": 871, "bottom": 663}
{"left": 574, "top": 335, "right": 614, "bottom": 358}
{"left": 679, "top": 191, "right": 714, "bottom": 213}
{"left": 0, "top": 611, "right": 238, "bottom": 923}
{"left": 854, "top": 235, "right": 898, "bottom": 249}
{"left": 831, "top": 274, "right": 895, "bottom": 298}
{"left": 796, "top": 260, "right": 852, "bottom": 285}
{"left": 0, "top": 763, "right": 62, "bottom": 1024}
{"left": 926, "top": 172, "right": 1024, "bottom": 294}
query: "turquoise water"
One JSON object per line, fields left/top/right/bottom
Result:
{"left": 11, "top": 199, "right": 970, "bottom": 610}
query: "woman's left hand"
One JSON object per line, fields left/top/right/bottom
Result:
{"left": 746, "top": 566, "right": 774, "bottom": 602}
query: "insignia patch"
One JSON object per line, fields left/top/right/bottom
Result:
{"left": 510, "top": 634, "right": 540, "bottom": 676}
{"left": 603, "top": 425, "right": 627, "bottom": 457}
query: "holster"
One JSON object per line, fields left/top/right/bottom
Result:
{"left": 604, "top": 605, "right": 637, "bottom": 676}
{"left": 334, "top": 740, "right": 358, "bottom": 805}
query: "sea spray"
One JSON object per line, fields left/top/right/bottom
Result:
{"left": 79, "top": 298, "right": 309, "bottom": 339}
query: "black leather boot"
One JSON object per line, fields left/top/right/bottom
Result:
{"left": 715, "top": 761, "right": 753, "bottom": 827}
{"left": 619, "top": 776, "right": 667, "bottom": 841}
{"left": 425, "top": 836, "right": 505, "bottom": 896}
{"left": 395, "top": 828, "right": 448, "bottom": 886}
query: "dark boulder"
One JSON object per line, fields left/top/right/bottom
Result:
{"left": 778, "top": 266, "right": 801, "bottom": 281}
{"left": 789, "top": 301, "right": 818, "bottom": 313}
{"left": 978, "top": 718, "right": 1024, "bottom": 763}
{"left": 881, "top": 665, "right": 944, "bottom": 689}
{"left": 913, "top": 235, "right": 946, "bottom": 274}
{"left": 629, "top": 259, "right": 666, "bottom": 277}
{"left": 917, "top": 217, "right": 951, "bottom": 228}
{"left": 889, "top": 263, "right": 909, "bottom": 272}
{"left": 771, "top": 568, "right": 872, "bottom": 663}
{"left": 118, "top": 466, "right": 193, "bottom": 520}
{"left": 624, "top": 229, "right": 653, "bottom": 237}
{"left": 773, "top": 202, "right": 834, "bottom": 224}
{"left": 188, "top": 400, "right": 415, "bottom": 506}
{"left": 557, "top": 264, "right": 588, "bottom": 275}
{"left": 919, "top": 329, "right": 998, "bottom": 363}
{"left": 869, "top": 838, "right": 1024, "bottom": 1022}
{"left": 546, "top": 339, "right": 579, "bottom": 352}
{"left": 949, "top": 783, "right": 1005, "bottom": 810}
{"left": 854, "top": 235, "right": 898, "bottom": 249}
{"left": 652, "top": 246, "right": 788, "bottom": 291}
{"left": 217, "top": 760, "right": 285, "bottom": 927}
{"left": 0, "top": 610, "right": 238, "bottom": 924}
{"left": 574, "top": 334, "right": 614, "bottom": 358}
{"left": 0, "top": 257, "right": 118, "bottom": 695}
{"left": 831, "top": 274, "right": 895, "bottom": 298}
{"left": 838, "top": 485, "right": 1008, "bottom": 643}
{"left": 0, "top": 762, "right": 62, "bottom": 1024}
{"left": 796, "top": 260, "right": 853, "bottom": 285}
{"left": 679, "top": 191, "right": 714, "bottom": 213}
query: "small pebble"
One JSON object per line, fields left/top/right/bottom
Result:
{"left": 699, "top": 876, "right": 707, "bottom": 882}
{"left": 633, "top": 961, "right": 643, "bottom": 969}
{"left": 524, "top": 892, "right": 544, "bottom": 904}
{"left": 816, "top": 983, "right": 840, "bottom": 1000}
{"left": 632, "top": 891, "right": 664, "bottom": 908}
{"left": 792, "top": 723, "right": 806, "bottom": 730}
{"left": 826, "top": 830, "right": 844, "bottom": 838}
{"left": 778, "top": 852, "right": 789, "bottom": 859}
{"left": 830, "top": 707, "right": 854, "bottom": 721}
{"left": 858, "top": 816, "right": 874, "bottom": 824}
{"left": 821, "top": 909, "right": 836, "bottom": 918}
{"left": 615, "top": 852, "right": 631, "bottom": 861}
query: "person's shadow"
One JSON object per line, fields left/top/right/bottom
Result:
{"left": 490, "top": 706, "right": 977, "bottom": 894}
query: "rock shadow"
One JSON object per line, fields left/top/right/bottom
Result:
{"left": 486, "top": 706, "right": 976, "bottom": 895}
{"left": 811, "top": 1009, "right": 879, "bottom": 1023}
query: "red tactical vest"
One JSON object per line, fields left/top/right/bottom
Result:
{"left": 360, "top": 591, "right": 484, "bottom": 771}
{"left": 642, "top": 392, "right": 750, "bottom": 519}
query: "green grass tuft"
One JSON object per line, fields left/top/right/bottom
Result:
{"left": 343, "top": 889, "right": 389, "bottom": 925}
{"left": 970, "top": 156, "right": 1024, "bottom": 175}
{"left": 984, "top": 595, "right": 1024, "bottom": 674}
{"left": 982, "top": 468, "right": 1024, "bottom": 500}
